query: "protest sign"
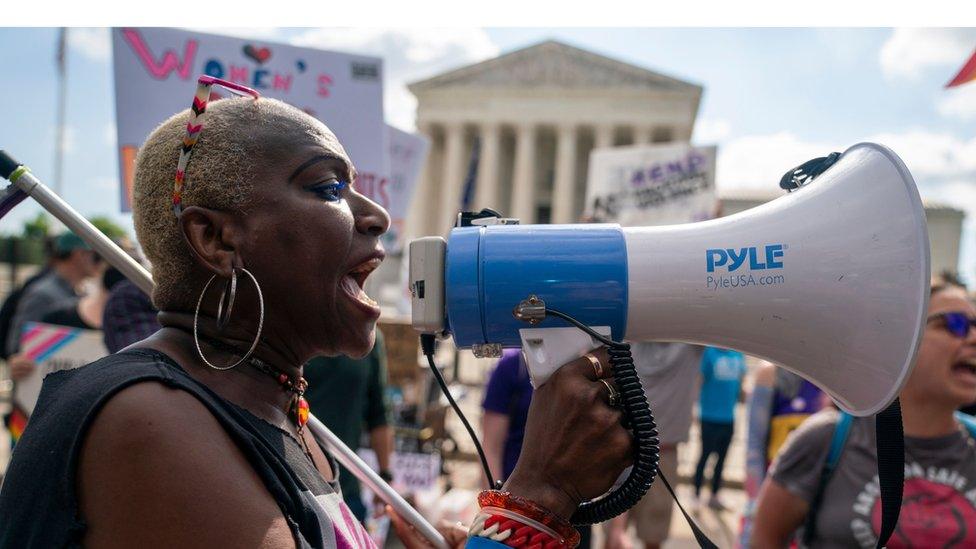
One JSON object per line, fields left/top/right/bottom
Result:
{"left": 112, "top": 27, "right": 385, "bottom": 211}
{"left": 14, "top": 322, "right": 108, "bottom": 416}
{"left": 361, "top": 126, "right": 429, "bottom": 254}
{"left": 357, "top": 447, "right": 442, "bottom": 495}
{"left": 392, "top": 451, "right": 442, "bottom": 493}
{"left": 585, "top": 143, "right": 718, "bottom": 226}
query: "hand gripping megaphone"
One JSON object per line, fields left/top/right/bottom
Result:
{"left": 409, "top": 143, "right": 930, "bottom": 526}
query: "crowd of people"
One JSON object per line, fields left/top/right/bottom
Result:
{"left": 1, "top": 234, "right": 974, "bottom": 549}
{"left": 1, "top": 226, "right": 974, "bottom": 549}
{"left": 0, "top": 86, "right": 972, "bottom": 549}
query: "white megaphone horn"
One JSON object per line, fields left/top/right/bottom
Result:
{"left": 410, "top": 142, "right": 930, "bottom": 418}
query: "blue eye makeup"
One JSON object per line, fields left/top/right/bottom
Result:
{"left": 308, "top": 180, "right": 349, "bottom": 202}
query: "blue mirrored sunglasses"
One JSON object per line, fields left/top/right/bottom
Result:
{"left": 927, "top": 312, "right": 976, "bottom": 339}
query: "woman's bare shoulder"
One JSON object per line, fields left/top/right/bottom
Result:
{"left": 77, "top": 381, "right": 295, "bottom": 548}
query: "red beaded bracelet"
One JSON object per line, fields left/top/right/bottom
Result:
{"left": 469, "top": 510, "right": 565, "bottom": 549}
{"left": 477, "top": 490, "right": 581, "bottom": 547}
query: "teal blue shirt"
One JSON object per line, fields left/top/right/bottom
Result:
{"left": 698, "top": 347, "right": 746, "bottom": 424}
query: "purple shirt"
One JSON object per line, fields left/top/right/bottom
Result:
{"left": 102, "top": 279, "right": 160, "bottom": 353}
{"left": 481, "top": 350, "right": 532, "bottom": 480}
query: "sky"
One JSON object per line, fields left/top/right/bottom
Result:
{"left": 0, "top": 27, "right": 973, "bottom": 283}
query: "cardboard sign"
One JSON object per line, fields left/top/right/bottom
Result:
{"left": 585, "top": 143, "right": 718, "bottom": 227}
{"left": 392, "top": 451, "right": 442, "bottom": 493}
{"left": 377, "top": 319, "right": 421, "bottom": 383}
{"left": 357, "top": 448, "right": 442, "bottom": 494}
{"left": 14, "top": 322, "right": 108, "bottom": 415}
{"left": 112, "top": 27, "right": 385, "bottom": 211}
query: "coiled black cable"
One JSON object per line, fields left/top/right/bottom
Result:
{"left": 543, "top": 309, "right": 660, "bottom": 525}
{"left": 421, "top": 309, "right": 716, "bottom": 547}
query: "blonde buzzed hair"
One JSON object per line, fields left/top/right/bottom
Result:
{"left": 133, "top": 97, "right": 349, "bottom": 311}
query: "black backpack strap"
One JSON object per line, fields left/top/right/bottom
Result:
{"left": 802, "top": 402, "right": 904, "bottom": 548}
{"left": 874, "top": 398, "right": 904, "bottom": 548}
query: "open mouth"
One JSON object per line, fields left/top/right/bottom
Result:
{"left": 341, "top": 257, "right": 382, "bottom": 310}
{"left": 951, "top": 358, "right": 976, "bottom": 381}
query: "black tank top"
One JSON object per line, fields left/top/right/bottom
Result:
{"left": 0, "top": 348, "right": 377, "bottom": 549}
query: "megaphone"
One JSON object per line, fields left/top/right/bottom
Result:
{"left": 410, "top": 142, "right": 930, "bottom": 417}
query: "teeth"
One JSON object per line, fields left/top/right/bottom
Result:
{"left": 357, "top": 286, "right": 377, "bottom": 307}
{"left": 350, "top": 258, "right": 382, "bottom": 274}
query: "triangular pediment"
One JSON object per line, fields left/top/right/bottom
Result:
{"left": 409, "top": 40, "right": 702, "bottom": 94}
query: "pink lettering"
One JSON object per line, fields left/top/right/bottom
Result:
{"left": 229, "top": 65, "right": 249, "bottom": 83}
{"left": 273, "top": 74, "right": 293, "bottom": 92}
{"left": 318, "top": 74, "right": 333, "bottom": 98}
{"left": 378, "top": 177, "right": 390, "bottom": 208}
{"left": 122, "top": 28, "right": 197, "bottom": 81}
{"left": 358, "top": 173, "right": 375, "bottom": 200}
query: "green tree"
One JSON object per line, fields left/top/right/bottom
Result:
{"left": 22, "top": 213, "right": 50, "bottom": 239}
{"left": 88, "top": 216, "right": 128, "bottom": 240}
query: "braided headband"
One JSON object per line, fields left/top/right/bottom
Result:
{"left": 173, "top": 75, "right": 260, "bottom": 217}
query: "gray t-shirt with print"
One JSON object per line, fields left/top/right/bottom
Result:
{"left": 630, "top": 342, "right": 703, "bottom": 445}
{"left": 770, "top": 409, "right": 976, "bottom": 548}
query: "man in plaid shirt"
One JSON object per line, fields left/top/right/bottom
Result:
{"left": 101, "top": 278, "right": 160, "bottom": 353}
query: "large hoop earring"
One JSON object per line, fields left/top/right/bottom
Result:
{"left": 193, "top": 267, "right": 265, "bottom": 371}
{"left": 216, "top": 268, "right": 237, "bottom": 331}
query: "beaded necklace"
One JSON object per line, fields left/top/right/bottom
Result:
{"left": 193, "top": 333, "right": 314, "bottom": 462}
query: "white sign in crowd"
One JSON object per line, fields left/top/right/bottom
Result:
{"left": 585, "top": 143, "right": 718, "bottom": 226}
{"left": 378, "top": 126, "right": 430, "bottom": 253}
{"left": 14, "top": 322, "right": 107, "bottom": 416}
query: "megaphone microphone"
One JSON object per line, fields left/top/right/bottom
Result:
{"left": 410, "top": 143, "right": 930, "bottom": 530}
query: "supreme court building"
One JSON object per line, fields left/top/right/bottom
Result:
{"left": 404, "top": 40, "right": 703, "bottom": 238}
{"left": 385, "top": 39, "right": 964, "bottom": 306}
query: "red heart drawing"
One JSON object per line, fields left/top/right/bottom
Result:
{"left": 243, "top": 45, "right": 272, "bottom": 65}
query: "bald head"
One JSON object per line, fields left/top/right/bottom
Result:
{"left": 133, "top": 96, "right": 351, "bottom": 310}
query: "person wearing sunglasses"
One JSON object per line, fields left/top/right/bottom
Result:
{"left": 0, "top": 77, "right": 633, "bottom": 549}
{"left": 751, "top": 278, "right": 976, "bottom": 548}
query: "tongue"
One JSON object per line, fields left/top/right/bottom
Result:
{"left": 342, "top": 275, "right": 362, "bottom": 296}
{"left": 342, "top": 275, "right": 376, "bottom": 306}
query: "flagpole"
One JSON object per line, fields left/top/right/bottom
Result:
{"left": 52, "top": 28, "right": 68, "bottom": 230}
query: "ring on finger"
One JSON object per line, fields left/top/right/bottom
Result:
{"left": 584, "top": 352, "right": 605, "bottom": 378}
{"left": 599, "top": 378, "right": 621, "bottom": 407}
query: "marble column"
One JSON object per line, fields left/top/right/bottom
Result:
{"left": 511, "top": 123, "right": 537, "bottom": 224}
{"left": 636, "top": 126, "right": 655, "bottom": 145}
{"left": 595, "top": 124, "right": 615, "bottom": 150}
{"left": 474, "top": 122, "right": 501, "bottom": 211}
{"left": 552, "top": 124, "right": 578, "bottom": 224}
{"left": 652, "top": 126, "right": 674, "bottom": 143}
{"left": 439, "top": 122, "right": 466, "bottom": 234}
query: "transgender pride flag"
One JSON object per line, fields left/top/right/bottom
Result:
{"left": 7, "top": 323, "right": 88, "bottom": 445}
{"left": 12, "top": 322, "right": 107, "bottom": 419}
{"left": 19, "top": 322, "right": 82, "bottom": 363}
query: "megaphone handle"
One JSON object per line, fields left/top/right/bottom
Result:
{"left": 519, "top": 326, "right": 612, "bottom": 388}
